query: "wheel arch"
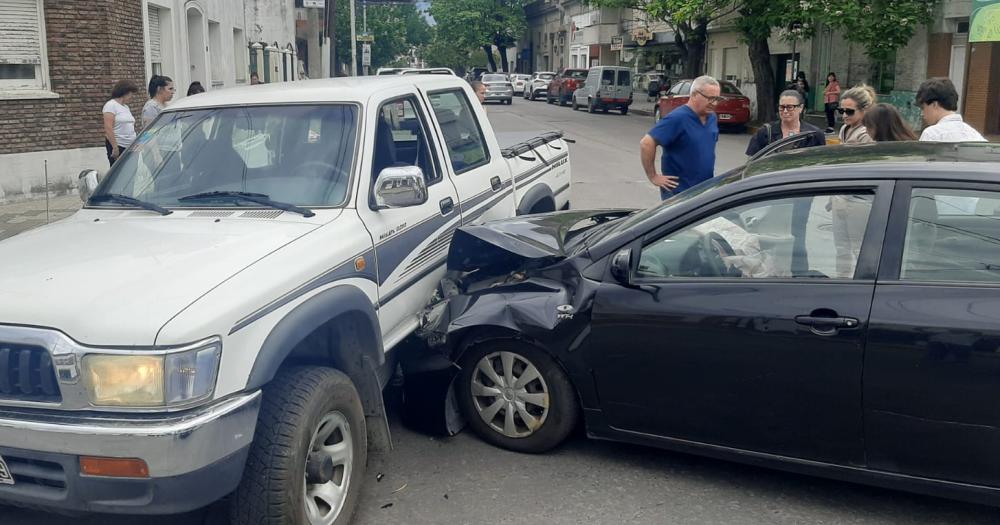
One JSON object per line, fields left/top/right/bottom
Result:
{"left": 516, "top": 183, "right": 556, "bottom": 215}
{"left": 245, "top": 285, "right": 392, "bottom": 451}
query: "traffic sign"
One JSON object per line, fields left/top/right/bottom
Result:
{"left": 357, "top": 34, "right": 374, "bottom": 43}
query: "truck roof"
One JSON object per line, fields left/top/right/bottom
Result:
{"left": 166, "top": 76, "right": 469, "bottom": 111}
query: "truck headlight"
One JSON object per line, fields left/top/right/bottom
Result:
{"left": 82, "top": 339, "right": 221, "bottom": 407}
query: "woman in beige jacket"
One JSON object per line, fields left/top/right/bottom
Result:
{"left": 831, "top": 84, "right": 877, "bottom": 278}
{"left": 837, "top": 84, "right": 876, "bottom": 144}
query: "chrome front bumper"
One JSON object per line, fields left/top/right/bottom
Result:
{"left": 0, "top": 391, "right": 260, "bottom": 477}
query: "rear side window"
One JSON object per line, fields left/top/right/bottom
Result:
{"left": 601, "top": 69, "right": 615, "bottom": 85}
{"left": 618, "top": 70, "right": 631, "bottom": 86}
{"left": 901, "top": 188, "right": 1000, "bottom": 283}
{"left": 428, "top": 89, "right": 489, "bottom": 174}
{"left": 720, "top": 82, "right": 743, "bottom": 95}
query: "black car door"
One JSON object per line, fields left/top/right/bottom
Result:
{"left": 866, "top": 181, "right": 1000, "bottom": 487}
{"left": 587, "top": 181, "right": 892, "bottom": 466}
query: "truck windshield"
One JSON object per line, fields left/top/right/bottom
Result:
{"left": 94, "top": 104, "right": 359, "bottom": 208}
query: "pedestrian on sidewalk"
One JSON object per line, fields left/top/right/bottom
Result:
{"left": 823, "top": 72, "right": 841, "bottom": 133}
{"left": 837, "top": 84, "right": 876, "bottom": 144}
{"left": 142, "top": 75, "right": 174, "bottom": 128}
{"left": 862, "top": 103, "right": 918, "bottom": 142}
{"left": 102, "top": 80, "right": 140, "bottom": 167}
{"left": 794, "top": 71, "right": 810, "bottom": 105}
{"left": 187, "top": 81, "right": 206, "bottom": 96}
{"left": 915, "top": 77, "right": 987, "bottom": 142}
{"left": 640, "top": 75, "right": 720, "bottom": 200}
{"left": 745, "top": 90, "right": 825, "bottom": 157}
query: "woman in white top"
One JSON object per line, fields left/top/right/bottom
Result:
{"left": 142, "top": 75, "right": 174, "bottom": 128}
{"left": 102, "top": 80, "right": 140, "bottom": 166}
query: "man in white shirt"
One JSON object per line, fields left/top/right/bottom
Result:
{"left": 916, "top": 77, "right": 987, "bottom": 142}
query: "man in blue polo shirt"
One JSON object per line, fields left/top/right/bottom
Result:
{"left": 640, "top": 75, "right": 721, "bottom": 200}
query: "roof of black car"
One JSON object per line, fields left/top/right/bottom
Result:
{"left": 745, "top": 141, "right": 1000, "bottom": 179}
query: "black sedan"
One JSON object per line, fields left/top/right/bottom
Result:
{"left": 415, "top": 141, "right": 1000, "bottom": 506}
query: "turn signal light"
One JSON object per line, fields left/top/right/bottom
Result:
{"left": 80, "top": 456, "right": 150, "bottom": 478}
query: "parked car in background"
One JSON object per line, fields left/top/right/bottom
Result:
{"left": 419, "top": 141, "right": 1000, "bottom": 509}
{"left": 524, "top": 72, "right": 556, "bottom": 101}
{"left": 655, "top": 79, "right": 751, "bottom": 128}
{"left": 547, "top": 68, "right": 588, "bottom": 106}
{"left": 481, "top": 73, "right": 514, "bottom": 104}
{"left": 571, "top": 66, "right": 633, "bottom": 114}
{"left": 511, "top": 73, "right": 532, "bottom": 95}
{"left": 634, "top": 71, "right": 670, "bottom": 100}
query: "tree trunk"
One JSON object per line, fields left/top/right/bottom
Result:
{"left": 748, "top": 36, "right": 776, "bottom": 124}
{"left": 483, "top": 45, "right": 497, "bottom": 72}
{"left": 681, "top": 20, "right": 708, "bottom": 78}
{"left": 497, "top": 45, "right": 509, "bottom": 72}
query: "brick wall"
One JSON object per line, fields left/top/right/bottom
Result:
{"left": 926, "top": 33, "right": 953, "bottom": 78}
{"left": 964, "top": 42, "right": 1000, "bottom": 135}
{"left": 0, "top": 0, "right": 146, "bottom": 156}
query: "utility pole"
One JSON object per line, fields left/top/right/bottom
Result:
{"left": 325, "top": 0, "right": 337, "bottom": 76}
{"left": 350, "top": 0, "right": 358, "bottom": 76}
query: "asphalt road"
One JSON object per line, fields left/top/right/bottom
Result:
{"left": 5, "top": 97, "right": 999, "bottom": 524}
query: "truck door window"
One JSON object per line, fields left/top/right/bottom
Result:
{"left": 601, "top": 70, "right": 615, "bottom": 86}
{"left": 427, "top": 89, "right": 490, "bottom": 174}
{"left": 371, "top": 97, "right": 441, "bottom": 185}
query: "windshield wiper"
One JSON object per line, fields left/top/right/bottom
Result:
{"left": 178, "top": 191, "right": 315, "bottom": 218}
{"left": 89, "top": 193, "right": 172, "bottom": 215}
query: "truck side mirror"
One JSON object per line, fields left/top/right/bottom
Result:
{"left": 78, "top": 169, "right": 100, "bottom": 203}
{"left": 374, "top": 166, "right": 428, "bottom": 209}
{"left": 609, "top": 248, "right": 633, "bottom": 286}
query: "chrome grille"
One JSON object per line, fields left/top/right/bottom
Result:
{"left": 0, "top": 345, "right": 61, "bottom": 403}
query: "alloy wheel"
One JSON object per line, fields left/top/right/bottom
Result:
{"left": 470, "top": 351, "right": 550, "bottom": 438}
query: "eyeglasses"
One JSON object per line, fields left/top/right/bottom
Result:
{"left": 694, "top": 89, "right": 723, "bottom": 104}
{"left": 836, "top": 107, "right": 857, "bottom": 116}
{"left": 778, "top": 104, "right": 802, "bottom": 112}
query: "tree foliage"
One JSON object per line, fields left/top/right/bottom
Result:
{"left": 333, "top": 2, "right": 432, "bottom": 73}
{"left": 808, "top": 0, "right": 939, "bottom": 62}
{"left": 429, "top": 0, "right": 528, "bottom": 71}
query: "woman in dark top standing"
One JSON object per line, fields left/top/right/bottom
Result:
{"left": 745, "top": 90, "right": 825, "bottom": 156}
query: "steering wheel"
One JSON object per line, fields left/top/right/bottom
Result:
{"left": 702, "top": 232, "right": 736, "bottom": 277}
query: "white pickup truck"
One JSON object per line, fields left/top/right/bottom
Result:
{"left": 0, "top": 76, "right": 570, "bottom": 524}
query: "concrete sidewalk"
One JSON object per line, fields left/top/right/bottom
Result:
{"left": 0, "top": 194, "right": 82, "bottom": 241}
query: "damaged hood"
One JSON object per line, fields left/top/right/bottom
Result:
{"left": 447, "top": 209, "right": 632, "bottom": 276}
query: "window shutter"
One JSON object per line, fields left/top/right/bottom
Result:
{"left": 0, "top": 0, "right": 42, "bottom": 64}
{"left": 148, "top": 7, "right": 162, "bottom": 63}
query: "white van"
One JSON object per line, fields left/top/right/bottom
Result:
{"left": 571, "top": 66, "right": 633, "bottom": 115}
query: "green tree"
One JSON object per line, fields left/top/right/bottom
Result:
{"left": 587, "top": 0, "right": 737, "bottom": 77}
{"left": 429, "top": 0, "right": 527, "bottom": 72}
{"left": 820, "top": 0, "right": 939, "bottom": 62}
{"left": 333, "top": 2, "right": 432, "bottom": 73}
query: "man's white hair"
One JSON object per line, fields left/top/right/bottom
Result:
{"left": 691, "top": 75, "right": 720, "bottom": 92}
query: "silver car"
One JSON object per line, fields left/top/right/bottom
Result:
{"left": 524, "top": 72, "right": 555, "bottom": 101}
{"left": 481, "top": 73, "right": 514, "bottom": 105}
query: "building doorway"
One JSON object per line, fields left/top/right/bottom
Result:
{"left": 950, "top": 34, "right": 967, "bottom": 112}
{"left": 186, "top": 6, "right": 207, "bottom": 90}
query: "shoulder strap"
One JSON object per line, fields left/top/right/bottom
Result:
{"left": 764, "top": 123, "right": 772, "bottom": 143}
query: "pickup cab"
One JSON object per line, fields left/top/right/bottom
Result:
{"left": 0, "top": 76, "right": 570, "bottom": 524}
{"left": 547, "top": 68, "right": 588, "bottom": 106}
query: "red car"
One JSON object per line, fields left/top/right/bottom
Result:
{"left": 547, "top": 68, "right": 589, "bottom": 106}
{"left": 654, "top": 79, "right": 751, "bottom": 128}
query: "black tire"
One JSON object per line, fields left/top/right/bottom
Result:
{"left": 231, "top": 367, "right": 367, "bottom": 525}
{"left": 621, "top": 106, "right": 629, "bottom": 116}
{"left": 456, "top": 340, "right": 579, "bottom": 453}
{"left": 571, "top": 97, "right": 578, "bottom": 111}
{"left": 559, "top": 93, "right": 568, "bottom": 106}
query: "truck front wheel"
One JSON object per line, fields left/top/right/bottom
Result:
{"left": 231, "top": 367, "right": 367, "bottom": 525}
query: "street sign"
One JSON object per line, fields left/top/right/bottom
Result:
{"left": 362, "top": 43, "right": 371, "bottom": 67}
{"left": 302, "top": 0, "right": 324, "bottom": 7}
{"left": 357, "top": 34, "right": 374, "bottom": 42}
{"left": 610, "top": 36, "right": 623, "bottom": 51}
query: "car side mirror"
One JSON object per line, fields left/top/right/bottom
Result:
{"left": 374, "top": 166, "right": 428, "bottom": 209}
{"left": 609, "top": 248, "right": 633, "bottom": 286}
{"left": 78, "top": 169, "right": 100, "bottom": 203}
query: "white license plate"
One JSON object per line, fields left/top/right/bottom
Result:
{"left": 0, "top": 454, "right": 13, "bottom": 485}
{"left": 719, "top": 113, "right": 734, "bottom": 120}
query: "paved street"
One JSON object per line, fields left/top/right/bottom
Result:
{"left": 4, "top": 98, "right": 999, "bottom": 524}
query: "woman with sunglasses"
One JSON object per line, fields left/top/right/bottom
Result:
{"left": 837, "top": 84, "right": 876, "bottom": 144}
{"left": 745, "top": 90, "right": 825, "bottom": 156}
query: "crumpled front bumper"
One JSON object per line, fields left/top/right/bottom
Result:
{"left": 0, "top": 391, "right": 260, "bottom": 514}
